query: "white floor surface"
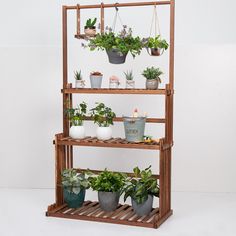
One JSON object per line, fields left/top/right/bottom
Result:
{"left": 0, "top": 189, "right": 235, "bottom": 236}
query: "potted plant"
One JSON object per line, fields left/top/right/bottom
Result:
{"left": 124, "top": 70, "right": 135, "bottom": 89}
{"left": 109, "top": 75, "right": 120, "bottom": 89}
{"left": 61, "top": 168, "right": 90, "bottom": 208}
{"left": 143, "top": 35, "right": 169, "bottom": 56}
{"left": 90, "top": 71, "right": 103, "bottom": 88}
{"left": 124, "top": 166, "right": 159, "bottom": 216}
{"left": 90, "top": 103, "right": 116, "bottom": 140}
{"left": 74, "top": 70, "right": 85, "bottom": 88}
{"left": 142, "top": 67, "right": 163, "bottom": 90}
{"left": 87, "top": 26, "right": 143, "bottom": 64}
{"left": 84, "top": 18, "right": 97, "bottom": 37}
{"left": 89, "top": 169, "right": 127, "bottom": 212}
{"left": 66, "top": 102, "right": 87, "bottom": 139}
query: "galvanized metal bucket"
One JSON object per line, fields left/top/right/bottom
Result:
{"left": 123, "top": 116, "right": 146, "bottom": 142}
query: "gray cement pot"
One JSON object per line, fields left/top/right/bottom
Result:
{"left": 131, "top": 195, "right": 153, "bottom": 216}
{"left": 146, "top": 79, "right": 159, "bottom": 90}
{"left": 98, "top": 191, "right": 120, "bottom": 212}
{"left": 106, "top": 49, "right": 127, "bottom": 64}
{"left": 90, "top": 75, "right": 103, "bottom": 88}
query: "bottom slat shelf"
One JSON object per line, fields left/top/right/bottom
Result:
{"left": 47, "top": 201, "right": 163, "bottom": 228}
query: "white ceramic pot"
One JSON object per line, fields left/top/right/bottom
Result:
{"left": 69, "top": 126, "right": 85, "bottom": 139}
{"left": 96, "top": 127, "right": 112, "bottom": 140}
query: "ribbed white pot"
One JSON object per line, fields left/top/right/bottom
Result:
{"left": 96, "top": 127, "right": 112, "bottom": 140}
{"left": 69, "top": 126, "right": 85, "bottom": 139}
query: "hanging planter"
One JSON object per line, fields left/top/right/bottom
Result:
{"left": 106, "top": 49, "right": 127, "bottom": 64}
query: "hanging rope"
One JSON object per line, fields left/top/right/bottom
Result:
{"left": 112, "top": 5, "right": 124, "bottom": 32}
{"left": 149, "top": 5, "right": 161, "bottom": 38}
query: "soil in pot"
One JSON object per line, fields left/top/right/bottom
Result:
{"left": 98, "top": 191, "right": 120, "bottom": 212}
{"left": 63, "top": 187, "right": 86, "bottom": 208}
{"left": 131, "top": 195, "right": 153, "bottom": 216}
{"left": 106, "top": 49, "right": 128, "bottom": 64}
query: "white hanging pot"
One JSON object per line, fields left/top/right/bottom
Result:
{"left": 69, "top": 125, "right": 85, "bottom": 139}
{"left": 96, "top": 126, "right": 112, "bottom": 140}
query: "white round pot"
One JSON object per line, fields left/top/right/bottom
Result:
{"left": 96, "top": 127, "right": 112, "bottom": 140}
{"left": 69, "top": 126, "right": 85, "bottom": 139}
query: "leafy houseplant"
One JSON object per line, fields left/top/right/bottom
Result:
{"left": 143, "top": 35, "right": 169, "bottom": 56}
{"left": 66, "top": 102, "right": 87, "bottom": 139}
{"left": 89, "top": 169, "right": 127, "bottom": 211}
{"left": 124, "top": 166, "right": 159, "bottom": 216}
{"left": 74, "top": 70, "right": 85, "bottom": 88}
{"left": 90, "top": 71, "right": 103, "bottom": 88}
{"left": 87, "top": 26, "right": 143, "bottom": 64}
{"left": 142, "top": 67, "right": 163, "bottom": 90}
{"left": 84, "top": 18, "right": 97, "bottom": 37}
{"left": 62, "top": 168, "right": 90, "bottom": 208}
{"left": 124, "top": 70, "right": 135, "bottom": 89}
{"left": 90, "top": 103, "right": 116, "bottom": 140}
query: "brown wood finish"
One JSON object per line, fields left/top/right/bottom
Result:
{"left": 47, "top": 0, "right": 175, "bottom": 229}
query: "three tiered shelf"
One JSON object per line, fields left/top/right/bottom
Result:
{"left": 46, "top": 0, "right": 175, "bottom": 229}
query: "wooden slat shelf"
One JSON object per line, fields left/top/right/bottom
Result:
{"left": 62, "top": 88, "right": 167, "bottom": 95}
{"left": 74, "top": 34, "right": 96, "bottom": 40}
{"left": 46, "top": 201, "right": 165, "bottom": 228}
{"left": 56, "top": 136, "right": 161, "bottom": 150}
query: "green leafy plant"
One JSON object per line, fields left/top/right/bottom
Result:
{"left": 74, "top": 70, "right": 82, "bottom": 80}
{"left": 143, "top": 35, "right": 169, "bottom": 50}
{"left": 88, "top": 169, "right": 127, "bottom": 193}
{"left": 85, "top": 18, "right": 97, "bottom": 29}
{"left": 61, "top": 168, "right": 90, "bottom": 194}
{"left": 124, "top": 166, "right": 159, "bottom": 204}
{"left": 87, "top": 27, "right": 143, "bottom": 57}
{"left": 66, "top": 102, "right": 87, "bottom": 126}
{"left": 90, "top": 103, "right": 116, "bottom": 127}
{"left": 124, "top": 70, "right": 134, "bottom": 80}
{"left": 142, "top": 67, "right": 163, "bottom": 82}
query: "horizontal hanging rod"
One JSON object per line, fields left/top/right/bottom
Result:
{"left": 65, "top": 1, "right": 171, "bottom": 10}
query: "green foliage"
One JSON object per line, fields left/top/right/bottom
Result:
{"left": 88, "top": 169, "right": 127, "bottom": 193}
{"left": 74, "top": 70, "right": 82, "bottom": 80}
{"left": 85, "top": 18, "right": 97, "bottom": 28}
{"left": 87, "top": 27, "right": 143, "bottom": 58}
{"left": 66, "top": 102, "right": 87, "bottom": 126}
{"left": 61, "top": 168, "right": 90, "bottom": 194}
{"left": 124, "top": 70, "right": 134, "bottom": 80}
{"left": 90, "top": 103, "right": 116, "bottom": 127}
{"left": 144, "top": 35, "right": 169, "bottom": 50}
{"left": 124, "top": 166, "right": 159, "bottom": 204}
{"left": 142, "top": 67, "right": 163, "bottom": 82}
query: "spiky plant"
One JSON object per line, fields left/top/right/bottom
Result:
{"left": 124, "top": 70, "right": 134, "bottom": 80}
{"left": 142, "top": 67, "right": 163, "bottom": 82}
{"left": 85, "top": 18, "right": 97, "bottom": 29}
{"left": 74, "top": 70, "right": 82, "bottom": 81}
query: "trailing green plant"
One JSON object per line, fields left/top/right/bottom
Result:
{"left": 124, "top": 70, "right": 134, "bottom": 80}
{"left": 85, "top": 18, "right": 97, "bottom": 29}
{"left": 66, "top": 102, "right": 87, "bottom": 126}
{"left": 124, "top": 166, "right": 159, "bottom": 204}
{"left": 90, "top": 103, "right": 116, "bottom": 127}
{"left": 86, "top": 26, "right": 143, "bottom": 57}
{"left": 143, "top": 35, "right": 169, "bottom": 50}
{"left": 142, "top": 67, "right": 163, "bottom": 82}
{"left": 61, "top": 168, "right": 90, "bottom": 194}
{"left": 74, "top": 70, "right": 82, "bottom": 80}
{"left": 88, "top": 169, "right": 127, "bottom": 193}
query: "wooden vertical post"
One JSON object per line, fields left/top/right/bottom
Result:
{"left": 100, "top": 3, "right": 105, "bottom": 33}
{"left": 76, "top": 4, "right": 81, "bottom": 35}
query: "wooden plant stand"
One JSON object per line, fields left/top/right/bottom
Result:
{"left": 46, "top": 0, "right": 175, "bottom": 229}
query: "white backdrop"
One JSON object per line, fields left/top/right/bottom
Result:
{"left": 0, "top": 0, "right": 235, "bottom": 192}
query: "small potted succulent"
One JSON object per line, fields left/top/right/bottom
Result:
{"left": 143, "top": 35, "right": 169, "bottom": 56}
{"left": 87, "top": 26, "right": 143, "bottom": 64}
{"left": 90, "top": 102, "right": 116, "bottom": 140}
{"left": 124, "top": 70, "right": 135, "bottom": 89}
{"left": 124, "top": 166, "right": 159, "bottom": 216}
{"left": 74, "top": 70, "right": 85, "bottom": 88}
{"left": 90, "top": 71, "right": 103, "bottom": 88}
{"left": 66, "top": 102, "right": 87, "bottom": 139}
{"left": 109, "top": 75, "right": 120, "bottom": 89}
{"left": 84, "top": 18, "right": 97, "bottom": 37}
{"left": 142, "top": 67, "right": 163, "bottom": 90}
{"left": 89, "top": 169, "right": 127, "bottom": 212}
{"left": 62, "top": 168, "right": 90, "bottom": 208}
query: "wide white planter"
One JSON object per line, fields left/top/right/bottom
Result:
{"left": 96, "top": 127, "right": 112, "bottom": 140}
{"left": 69, "top": 126, "right": 85, "bottom": 139}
